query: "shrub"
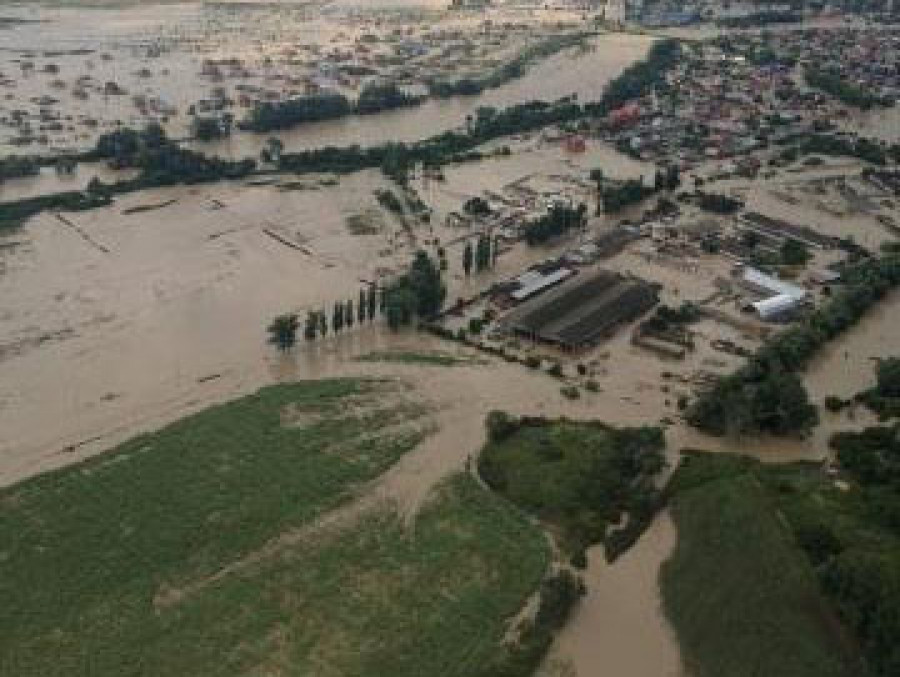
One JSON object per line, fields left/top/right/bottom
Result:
{"left": 560, "top": 386, "right": 581, "bottom": 400}
{"left": 824, "top": 396, "right": 846, "bottom": 413}
{"left": 485, "top": 411, "right": 519, "bottom": 443}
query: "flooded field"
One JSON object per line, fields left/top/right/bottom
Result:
{"left": 0, "top": 0, "right": 653, "bottom": 159}
{"left": 2, "top": 5, "right": 900, "bottom": 676}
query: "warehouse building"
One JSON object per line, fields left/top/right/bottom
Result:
{"left": 501, "top": 270, "right": 659, "bottom": 351}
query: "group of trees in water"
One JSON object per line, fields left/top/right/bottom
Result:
{"left": 597, "top": 166, "right": 680, "bottom": 215}
{"left": 87, "top": 123, "right": 256, "bottom": 190}
{"left": 275, "top": 39, "right": 682, "bottom": 178}
{"left": 523, "top": 203, "right": 587, "bottom": 245}
{"left": 0, "top": 156, "right": 41, "bottom": 182}
{"left": 462, "top": 234, "right": 498, "bottom": 275}
{"left": 2, "top": 38, "right": 683, "bottom": 229}
{"left": 240, "top": 83, "right": 421, "bottom": 134}
{"left": 267, "top": 250, "right": 445, "bottom": 349}
{"left": 688, "top": 254, "right": 900, "bottom": 436}
{"left": 244, "top": 34, "right": 589, "bottom": 135}
{"left": 428, "top": 33, "right": 588, "bottom": 99}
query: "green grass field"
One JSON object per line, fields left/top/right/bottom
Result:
{"left": 478, "top": 416, "right": 665, "bottom": 562}
{"left": 0, "top": 379, "right": 548, "bottom": 676}
{"left": 661, "top": 453, "right": 859, "bottom": 677}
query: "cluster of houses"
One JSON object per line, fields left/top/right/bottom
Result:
{"left": 593, "top": 25, "right": 898, "bottom": 171}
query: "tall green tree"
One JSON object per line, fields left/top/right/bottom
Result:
{"left": 318, "top": 310, "right": 328, "bottom": 337}
{"left": 358, "top": 289, "right": 367, "bottom": 324}
{"left": 367, "top": 284, "right": 378, "bottom": 321}
{"left": 476, "top": 235, "right": 491, "bottom": 272}
{"left": 303, "top": 310, "right": 318, "bottom": 341}
{"left": 382, "top": 250, "right": 446, "bottom": 329}
{"left": 463, "top": 241, "right": 474, "bottom": 276}
{"left": 332, "top": 302, "right": 344, "bottom": 334}
{"left": 267, "top": 314, "right": 299, "bottom": 351}
{"left": 345, "top": 299, "right": 355, "bottom": 328}
{"left": 408, "top": 250, "right": 446, "bottom": 317}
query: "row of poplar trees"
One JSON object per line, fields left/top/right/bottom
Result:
{"left": 303, "top": 285, "right": 380, "bottom": 341}
{"left": 268, "top": 251, "right": 446, "bottom": 350}
{"left": 462, "top": 234, "right": 499, "bottom": 276}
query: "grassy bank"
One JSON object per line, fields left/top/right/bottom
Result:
{"left": 0, "top": 378, "right": 537, "bottom": 675}
{"left": 478, "top": 414, "right": 666, "bottom": 565}
{"left": 661, "top": 453, "right": 859, "bottom": 677}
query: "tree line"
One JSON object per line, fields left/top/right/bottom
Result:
{"left": 277, "top": 39, "right": 683, "bottom": 178}
{"left": 463, "top": 233, "right": 499, "bottom": 275}
{"left": 240, "top": 83, "right": 422, "bottom": 134}
{"left": 523, "top": 203, "right": 587, "bottom": 245}
{"left": 1, "top": 39, "right": 683, "bottom": 230}
{"left": 267, "top": 250, "right": 445, "bottom": 349}
{"left": 687, "top": 254, "right": 900, "bottom": 436}
{"left": 428, "top": 32, "right": 590, "bottom": 98}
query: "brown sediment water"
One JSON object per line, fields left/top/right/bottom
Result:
{"left": 541, "top": 511, "right": 684, "bottom": 677}
{"left": 0, "top": 1, "right": 654, "bottom": 161}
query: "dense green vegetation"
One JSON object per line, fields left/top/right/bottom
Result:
{"left": 805, "top": 68, "right": 891, "bottom": 110}
{"left": 88, "top": 124, "right": 255, "bottom": 183}
{"left": 267, "top": 313, "right": 299, "bottom": 350}
{"left": 523, "top": 203, "right": 587, "bottom": 244}
{"left": 277, "top": 39, "right": 682, "bottom": 178}
{"left": 0, "top": 190, "right": 111, "bottom": 230}
{"left": 0, "top": 155, "right": 40, "bottom": 182}
{"left": 382, "top": 250, "right": 446, "bottom": 329}
{"left": 854, "top": 357, "right": 900, "bottom": 419}
{"left": 667, "top": 435, "right": 900, "bottom": 677}
{"left": 429, "top": 33, "right": 590, "bottom": 98}
{"left": 191, "top": 115, "right": 231, "bottom": 141}
{"left": 688, "top": 254, "right": 900, "bottom": 436}
{"left": 818, "top": 425, "right": 900, "bottom": 676}
{"left": 662, "top": 452, "right": 858, "bottom": 677}
{"left": 1, "top": 39, "right": 682, "bottom": 230}
{"left": 239, "top": 83, "right": 421, "bottom": 133}
{"left": 695, "top": 191, "right": 744, "bottom": 215}
{"left": 356, "top": 82, "right": 422, "bottom": 115}
{"left": 239, "top": 92, "right": 352, "bottom": 133}
{"left": 478, "top": 414, "right": 666, "bottom": 565}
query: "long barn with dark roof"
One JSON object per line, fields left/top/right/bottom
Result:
{"left": 501, "top": 269, "right": 659, "bottom": 351}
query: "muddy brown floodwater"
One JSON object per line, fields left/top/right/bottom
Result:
{"left": 186, "top": 32, "right": 655, "bottom": 160}
{"left": 541, "top": 511, "right": 684, "bottom": 677}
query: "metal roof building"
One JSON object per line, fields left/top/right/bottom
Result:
{"left": 502, "top": 270, "right": 659, "bottom": 350}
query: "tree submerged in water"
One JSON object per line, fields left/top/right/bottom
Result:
{"left": 383, "top": 250, "right": 446, "bottom": 329}
{"left": 267, "top": 313, "right": 299, "bottom": 351}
